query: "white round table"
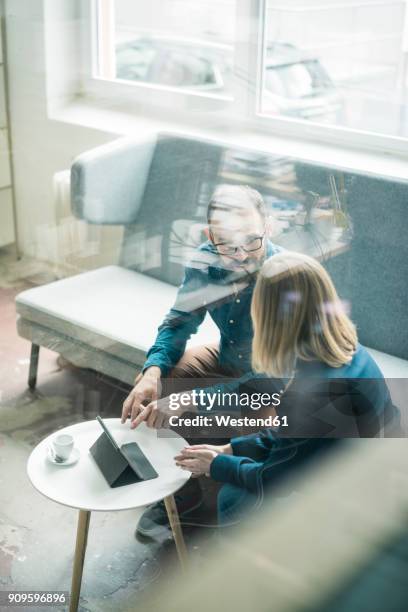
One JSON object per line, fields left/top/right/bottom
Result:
{"left": 27, "top": 419, "right": 190, "bottom": 612}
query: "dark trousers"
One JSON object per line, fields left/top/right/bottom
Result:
{"left": 217, "top": 484, "right": 259, "bottom": 526}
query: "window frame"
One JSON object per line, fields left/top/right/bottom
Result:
{"left": 79, "top": 0, "right": 408, "bottom": 157}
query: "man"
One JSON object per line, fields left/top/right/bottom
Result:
{"left": 121, "top": 184, "right": 282, "bottom": 537}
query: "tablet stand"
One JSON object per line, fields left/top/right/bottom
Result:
{"left": 90, "top": 431, "right": 157, "bottom": 488}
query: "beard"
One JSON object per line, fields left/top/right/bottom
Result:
{"left": 218, "top": 253, "right": 266, "bottom": 285}
{"left": 222, "top": 252, "right": 264, "bottom": 272}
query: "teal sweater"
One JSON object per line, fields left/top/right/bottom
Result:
{"left": 210, "top": 344, "right": 400, "bottom": 493}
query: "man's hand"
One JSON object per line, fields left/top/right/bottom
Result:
{"left": 121, "top": 367, "right": 162, "bottom": 425}
{"left": 174, "top": 447, "right": 220, "bottom": 477}
{"left": 130, "top": 393, "right": 192, "bottom": 430}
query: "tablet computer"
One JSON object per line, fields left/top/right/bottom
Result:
{"left": 95, "top": 415, "right": 158, "bottom": 482}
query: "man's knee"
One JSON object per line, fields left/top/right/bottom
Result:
{"left": 172, "top": 344, "right": 220, "bottom": 378}
{"left": 168, "top": 347, "right": 202, "bottom": 379}
{"left": 161, "top": 344, "right": 221, "bottom": 397}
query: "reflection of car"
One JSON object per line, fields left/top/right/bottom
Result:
{"left": 262, "top": 43, "right": 342, "bottom": 121}
{"left": 115, "top": 36, "right": 341, "bottom": 121}
{"left": 115, "top": 36, "right": 232, "bottom": 94}
{"left": 222, "top": 150, "right": 294, "bottom": 180}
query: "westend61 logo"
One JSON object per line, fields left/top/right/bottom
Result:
{"left": 168, "top": 389, "right": 282, "bottom": 411}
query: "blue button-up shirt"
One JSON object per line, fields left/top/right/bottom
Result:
{"left": 143, "top": 240, "right": 282, "bottom": 376}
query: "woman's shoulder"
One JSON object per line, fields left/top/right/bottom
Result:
{"left": 347, "top": 344, "right": 384, "bottom": 379}
{"left": 297, "top": 344, "right": 384, "bottom": 379}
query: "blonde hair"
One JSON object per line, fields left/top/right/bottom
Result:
{"left": 251, "top": 251, "right": 357, "bottom": 377}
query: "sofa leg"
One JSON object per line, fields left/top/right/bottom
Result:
{"left": 28, "top": 343, "right": 40, "bottom": 389}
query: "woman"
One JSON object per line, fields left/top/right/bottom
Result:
{"left": 175, "top": 252, "right": 400, "bottom": 526}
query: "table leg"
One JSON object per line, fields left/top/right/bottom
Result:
{"left": 69, "top": 510, "right": 91, "bottom": 612}
{"left": 164, "top": 495, "right": 188, "bottom": 571}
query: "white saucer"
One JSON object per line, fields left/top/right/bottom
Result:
{"left": 46, "top": 446, "right": 80, "bottom": 466}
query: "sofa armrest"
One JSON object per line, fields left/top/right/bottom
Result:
{"left": 71, "top": 134, "right": 157, "bottom": 224}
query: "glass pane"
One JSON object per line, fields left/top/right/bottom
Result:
{"left": 108, "top": 0, "right": 235, "bottom": 96}
{"left": 261, "top": 0, "right": 408, "bottom": 138}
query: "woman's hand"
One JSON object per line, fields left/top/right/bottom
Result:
{"left": 174, "top": 444, "right": 232, "bottom": 477}
{"left": 187, "top": 443, "right": 232, "bottom": 455}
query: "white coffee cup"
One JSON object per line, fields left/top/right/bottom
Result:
{"left": 52, "top": 433, "right": 74, "bottom": 461}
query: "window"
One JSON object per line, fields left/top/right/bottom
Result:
{"left": 260, "top": 0, "right": 408, "bottom": 139}
{"left": 94, "top": 0, "right": 235, "bottom": 98}
{"left": 91, "top": 0, "right": 408, "bottom": 149}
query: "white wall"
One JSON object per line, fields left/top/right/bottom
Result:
{"left": 4, "top": 0, "right": 118, "bottom": 269}
{"left": 0, "top": 1, "right": 14, "bottom": 248}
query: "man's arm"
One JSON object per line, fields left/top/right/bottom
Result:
{"left": 142, "top": 308, "right": 206, "bottom": 376}
{"left": 142, "top": 264, "right": 208, "bottom": 375}
{"left": 121, "top": 266, "right": 207, "bottom": 424}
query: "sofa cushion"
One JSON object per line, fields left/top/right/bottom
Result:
{"left": 15, "top": 264, "right": 408, "bottom": 414}
{"left": 16, "top": 265, "right": 219, "bottom": 365}
{"left": 16, "top": 265, "right": 408, "bottom": 376}
{"left": 366, "top": 348, "right": 408, "bottom": 379}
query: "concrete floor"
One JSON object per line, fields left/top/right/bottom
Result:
{"left": 2, "top": 246, "right": 408, "bottom": 612}
{"left": 0, "top": 247, "right": 213, "bottom": 612}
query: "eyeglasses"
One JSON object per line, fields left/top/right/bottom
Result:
{"left": 212, "top": 233, "right": 265, "bottom": 256}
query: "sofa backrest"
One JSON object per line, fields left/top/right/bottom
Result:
{"left": 71, "top": 132, "right": 408, "bottom": 361}
{"left": 118, "top": 134, "right": 222, "bottom": 283}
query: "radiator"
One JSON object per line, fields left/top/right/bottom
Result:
{"left": 52, "top": 170, "right": 123, "bottom": 277}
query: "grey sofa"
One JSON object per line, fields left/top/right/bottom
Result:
{"left": 15, "top": 133, "right": 408, "bottom": 417}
